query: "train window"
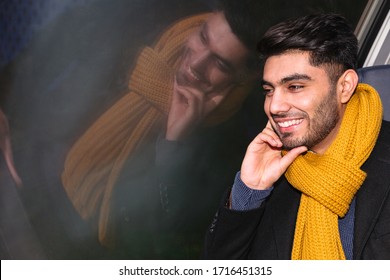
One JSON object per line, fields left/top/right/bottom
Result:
{"left": 0, "top": 0, "right": 387, "bottom": 262}
{"left": 356, "top": 0, "right": 390, "bottom": 66}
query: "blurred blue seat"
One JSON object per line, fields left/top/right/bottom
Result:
{"left": 357, "top": 64, "right": 390, "bottom": 121}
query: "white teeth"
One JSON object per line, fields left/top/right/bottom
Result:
{"left": 188, "top": 66, "right": 200, "bottom": 81}
{"left": 277, "top": 119, "right": 303, "bottom": 128}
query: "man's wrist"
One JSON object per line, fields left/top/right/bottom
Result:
{"left": 231, "top": 171, "right": 273, "bottom": 211}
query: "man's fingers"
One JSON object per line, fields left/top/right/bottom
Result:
{"left": 265, "top": 121, "right": 273, "bottom": 130}
{"left": 259, "top": 132, "right": 282, "bottom": 148}
{"left": 175, "top": 83, "right": 205, "bottom": 100}
{"left": 176, "top": 86, "right": 207, "bottom": 118}
{"left": 251, "top": 126, "right": 282, "bottom": 148}
{"left": 280, "top": 146, "right": 308, "bottom": 169}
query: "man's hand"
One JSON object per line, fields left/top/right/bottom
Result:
{"left": 165, "top": 78, "right": 232, "bottom": 141}
{"left": 240, "top": 122, "right": 307, "bottom": 190}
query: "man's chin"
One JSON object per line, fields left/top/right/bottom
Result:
{"left": 280, "top": 137, "right": 305, "bottom": 151}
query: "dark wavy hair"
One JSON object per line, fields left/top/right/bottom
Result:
{"left": 257, "top": 13, "right": 358, "bottom": 82}
{"left": 216, "top": 0, "right": 270, "bottom": 70}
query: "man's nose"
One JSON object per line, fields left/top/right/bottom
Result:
{"left": 190, "top": 52, "right": 210, "bottom": 76}
{"left": 268, "top": 91, "right": 290, "bottom": 114}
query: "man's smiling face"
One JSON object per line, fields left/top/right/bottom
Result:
{"left": 262, "top": 51, "right": 343, "bottom": 153}
{"left": 176, "top": 11, "right": 250, "bottom": 95}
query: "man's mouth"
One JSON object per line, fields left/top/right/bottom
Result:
{"left": 188, "top": 66, "right": 201, "bottom": 81}
{"left": 276, "top": 118, "right": 304, "bottom": 128}
{"left": 177, "top": 65, "right": 211, "bottom": 92}
{"left": 176, "top": 66, "right": 201, "bottom": 86}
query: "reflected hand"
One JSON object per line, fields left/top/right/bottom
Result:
{"left": 165, "top": 78, "right": 232, "bottom": 141}
{"left": 240, "top": 122, "right": 307, "bottom": 190}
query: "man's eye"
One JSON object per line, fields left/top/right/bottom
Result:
{"left": 216, "top": 60, "right": 230, "bottom": 73}
{"left": 289, "top": 85, "right": 304, "bottom": 91}
{"left": 200, "top": 31, "right": 207, "bottom": 45}
{"left": 262, "top": 88, "right": 273, "bottom": 95}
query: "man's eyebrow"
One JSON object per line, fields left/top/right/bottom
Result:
{"left": 261, "top": 80, "right": 273, "bottom": 87}
{"left": 262, "top": 74, "right": 312, "bottom": 88}
{"left": 280, "top": 73, "right": 312, "bottom": 84}
{"left": 200, "top": 22, "right": 209, "bottom": 43}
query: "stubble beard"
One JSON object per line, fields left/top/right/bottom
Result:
{"left": 277, "top": 86, "right": 340, "bottom": 150}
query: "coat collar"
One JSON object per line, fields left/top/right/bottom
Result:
{"left": 354, "top": 121, "right": 390, "bottom": 259}
{"left": 270, "top": 178, "right": 300, "bottom": 259}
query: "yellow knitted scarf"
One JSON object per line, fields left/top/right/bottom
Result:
{"left": 61, "top": 13, "right": 253, "bottom": 248}
{"left": 284, "top": 83, "right": 382, "bottom": 260}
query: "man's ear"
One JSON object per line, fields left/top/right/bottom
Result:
{"left": 338, "top": 69, "right": 359, "bottom": 104}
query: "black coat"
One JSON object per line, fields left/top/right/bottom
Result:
{"left": 204, "top": 120, "right": 390, "bottom": 260}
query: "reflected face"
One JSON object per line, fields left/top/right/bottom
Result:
{"left": 176, "top": 11, "right": 250, "bottom": 95}
{"left": 262, "top": 52, "right": 342, "bottom": 153}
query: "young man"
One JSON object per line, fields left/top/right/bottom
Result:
{"left": 61, "top": 0, "right": 266, "bottom": 258}
{"left": 205, "top": 13, "right": 390, "bottom": 260}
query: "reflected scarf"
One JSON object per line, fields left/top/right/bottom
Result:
{"left": 284, "top": 84, "right": 382, "bottom": 259}
{"left": 61, "top": 13, "right": 253, "bottom": 248}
